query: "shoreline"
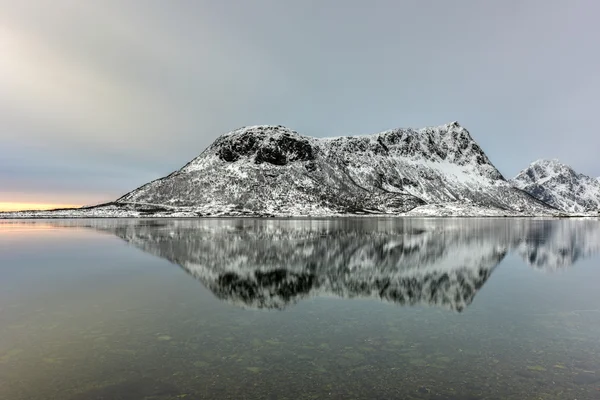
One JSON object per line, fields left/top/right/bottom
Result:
{"left": 1, "top": 202, "right": 597, "bottom": 220}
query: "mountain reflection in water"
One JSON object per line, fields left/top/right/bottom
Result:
{"left": 67, "top": 218, "right": 600, "bottom": 312}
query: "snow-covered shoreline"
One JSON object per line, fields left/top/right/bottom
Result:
{"left": 1, "top": 203, "right": 597, "bottom": 219}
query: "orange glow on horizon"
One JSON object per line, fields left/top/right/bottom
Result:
{"left": 0, "top": 202, "right": 83, "bottom": 212}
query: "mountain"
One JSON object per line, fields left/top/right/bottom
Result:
{"left": 52, "top": 218, "right": 600, "bottom": 310}
{"left": 111, "top": 122, "right": 552, "bottom": 217}
{"left": 511, "top": 159, "right": 600, "bottom": 213}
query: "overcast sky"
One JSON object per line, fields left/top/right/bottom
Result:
{"left": 1, "top": 0, "right": 599, "bottom": 208}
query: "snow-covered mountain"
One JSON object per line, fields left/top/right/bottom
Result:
{"left": 60, "top": 218, "right": 600, "bottom": 310}
{"left": 113, "top": 122, "right": 552, "bottom": 216}
{"left": 512, "top": 159, "right": 600, "bottom": 213}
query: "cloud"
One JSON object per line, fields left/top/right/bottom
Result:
{"left": 1, "top": 0, "right": 599, "bottom": 206}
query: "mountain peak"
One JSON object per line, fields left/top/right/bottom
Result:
{"left": 519, "top": 159, "right": 578, "bottom": 182}
{"left": 222, "top": 125, "right": 299, "bottom": 138}
{"left": 529, "top": 158, "right": 567, "bottom": 168}
{"left": 209, "top": 125, "right": 313, "bottom": 165}
{"left": 512, "top": 159, "right": 600, "bottom": 213}
{"left": 446, "top": 121, "right": 462, "bottom": 129}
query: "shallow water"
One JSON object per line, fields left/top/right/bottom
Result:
{"left": 1, "top": 218, "right": 599, "bottom": 400}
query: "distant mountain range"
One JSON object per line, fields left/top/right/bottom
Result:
{"left": 50, "top": 218, "right": 600, "bottom": 311}
{"left": 1, "top": 122, "right": 598, "bottom": 217}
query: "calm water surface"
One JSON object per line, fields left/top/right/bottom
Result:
{"left": 1, "top": 218, "right": 599, "bottom": 400}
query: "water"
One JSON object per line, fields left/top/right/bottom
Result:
{"left": 1, "top": 218, "right": 599, "bottom": 400}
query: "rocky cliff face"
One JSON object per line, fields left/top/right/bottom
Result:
{"left": 512, "top": 159, "right": 600, "bottom": 213}
{"left": 115, "top": 123, "right": 552, "bottom": 216}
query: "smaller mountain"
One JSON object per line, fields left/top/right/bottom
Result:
{"left": 511, "top": 159, "right": 600, "bottom": 213}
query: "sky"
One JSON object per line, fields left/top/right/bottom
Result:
{"left": 1, "top": 0, "right": 599, "bottom": 210}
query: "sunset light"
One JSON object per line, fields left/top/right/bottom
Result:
{"left": 0, "top": 202, "right": 82, "bottom": 212}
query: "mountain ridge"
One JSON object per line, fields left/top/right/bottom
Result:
{"left": 112, "top": 122, "right": 553, "bottom": 217}
{"left": 4, "top": 122, "right": 598, "bottom": 218}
